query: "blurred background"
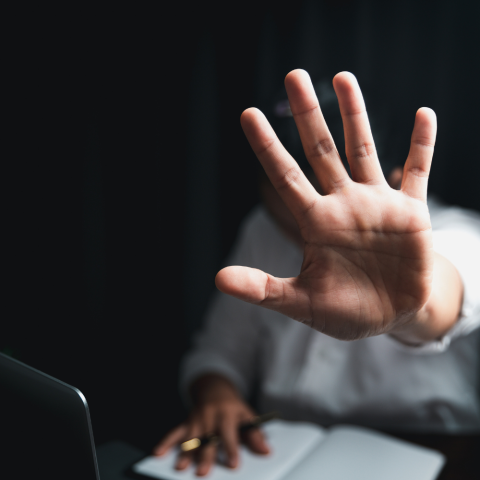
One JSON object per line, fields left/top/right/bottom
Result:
{"left": 3, "top": 0, "right": 480, "bottom": 452}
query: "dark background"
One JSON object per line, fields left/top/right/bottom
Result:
{"left": 3, "top": 0, "right": 480, "bottom": 452}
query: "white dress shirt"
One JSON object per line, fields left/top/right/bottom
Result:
{"left": 181, "top": 198, "right": 480, "bottom": 433}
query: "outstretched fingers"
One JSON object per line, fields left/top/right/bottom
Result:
{"left": 215, "top": 266, "right": 312, "bottom": 323}
{"left": 401, "top": 108, "right": 437, "bottom": 202}
{"left": 333, "top": 72, "right": 385, "bottom": 185}
{"left": 240, "top": 108, "right": 319, "bottom": 222}
{"left": 284, "top": 69, "right": 351, "bottom": 193}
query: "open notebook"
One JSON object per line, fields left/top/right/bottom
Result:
{"left": 132, "top": 420, "right": 445, "bottom": 480}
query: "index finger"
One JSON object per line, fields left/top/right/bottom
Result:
{"left": 241, "top": 108, "right": 320, "bottom": 223}
{"left": 153, "top": 423, "right": 188, "bottom": 456}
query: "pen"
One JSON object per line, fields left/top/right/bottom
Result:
{"left": 180, "top": 411, "right": 279, "bottom": 452}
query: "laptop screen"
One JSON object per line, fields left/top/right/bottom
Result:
{"left": 0, "top": 352, "right": 100, "bottom": 480}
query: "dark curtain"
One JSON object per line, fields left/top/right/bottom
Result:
{"left": 3, "top": 0, "right": 480, "bottom": 450}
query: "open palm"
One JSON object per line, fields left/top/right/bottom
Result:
{"left": 216, "top": 70, "right": 436, "bottom": 341}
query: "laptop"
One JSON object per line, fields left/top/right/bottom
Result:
{"left": 0, "top": 352, "right": 150, "bottom": 480}
{"left": 0, "top": 350, "right": 105, "bottom": 479}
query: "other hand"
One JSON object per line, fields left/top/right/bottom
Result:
{"left": 153, "top": 374, "right": 269, "bottom": 476}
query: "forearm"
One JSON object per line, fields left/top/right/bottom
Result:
{"left": 390, "top": 252, "right": 463, "bottom": 345}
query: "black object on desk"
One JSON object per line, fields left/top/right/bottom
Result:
{"left": 0, "top": 352, "right": 100, "bottom": 480}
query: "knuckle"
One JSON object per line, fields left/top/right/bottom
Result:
{"left": 292, "top": 104, "right": 319, "bottom": 118}
{"left": 255, "top": 138, "right": 276, "bottom": 156}
{"left": 413, "top": 136, "right": 435, "bottom": 148}
{"left": 345, "top": 107, "right": 365, "bottom": 118}
{"left": 274, "top": 166, "right": 302, "bottom": 192}
{"left": 407, "top": 166, "right": 429, "bottom": 178}
{"left": 307, "top": 138, "right": 336, "bottom": 160}
{"left": 351, "top": 142, "right": 375, "bottom": 160}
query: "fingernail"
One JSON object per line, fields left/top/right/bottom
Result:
{"left": 175, "top": 458, "right": 188, "bottom": 470}
{"left": 196, "top": 464, "right": 208, "bottom": 476}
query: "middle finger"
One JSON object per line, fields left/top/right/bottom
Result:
{"left": 333, "top": 72, "right": 385, "bottom": 185}
{"left": 285, "top": 69, "right": 351, "bottom": 194}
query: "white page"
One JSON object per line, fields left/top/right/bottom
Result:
{"left": 133, "top": 420, "right": 325, "bottom": 480}
{"left": 284, "top": 425, "right": 445, "bottom": 480}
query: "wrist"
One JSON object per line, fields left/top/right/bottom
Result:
{"left": 389, "top": 252, "right": 463, "bottom": 345}
{"left": 388, "top": 304, "right": 436, "bottom": 346}
{"left": 190, "top": 373, "right": 241, "bottom": 406}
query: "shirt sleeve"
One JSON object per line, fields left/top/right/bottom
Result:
{"left": 179, "top": 211, "right": 265, "bottom": 405}
{"left": 390, "top": 204, "right": 480, "bottom": 355}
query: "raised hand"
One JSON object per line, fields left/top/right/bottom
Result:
{"left": 153, "top": 374, "right": 269, "bottom": 477}
{"left": 216, "top": 70, "right": 462, "bottom": 343}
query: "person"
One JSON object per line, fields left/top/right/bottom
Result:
{"left": 154, "top": 70, "right": 480, "bottom": 476}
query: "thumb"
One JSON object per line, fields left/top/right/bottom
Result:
{"left": 215, "top": 266, "right": 312, "bottom": 324}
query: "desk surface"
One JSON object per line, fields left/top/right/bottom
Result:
{"left": 387, "top": 432, "right": 480, "bottom": 480}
